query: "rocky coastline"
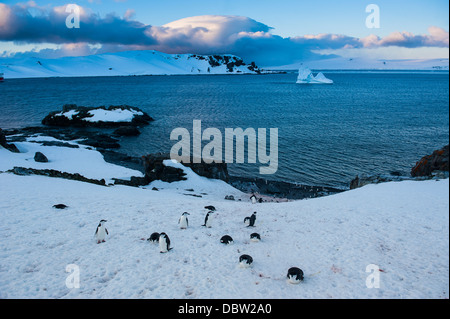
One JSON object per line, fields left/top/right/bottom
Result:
{"left": 1, "top": 105, "right": 448, "bottom": 200}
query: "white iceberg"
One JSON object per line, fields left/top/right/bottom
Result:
{"left": 296, "top": 67, "right": 333, "bottom": 84}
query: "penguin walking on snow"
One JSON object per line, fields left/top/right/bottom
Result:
{"left": 179, "top": 212, "right": 190, "bottom": 229}
{"left": 202, "top": 211, "right": 214, "bottom": 228}
{"left": 159, "top": 232, "right": 172, "bottom": 253}
{"left": 287, "top": 267, "right": 304, "bottom": 284}
{"left": 95, "top": 220, "right": 108, "bottom": 244}
{"left": 247, "top": 212, "right": 257, "bottom": 227}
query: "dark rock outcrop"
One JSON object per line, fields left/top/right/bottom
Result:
{"left": 8, "top": 167, "right": 106, "bottom": 186}
{"left": 142, "top": 153, "right": 187, "bottom": 183}
{"left": 0, "top": 128, "right": 20, "bottom": 153}
{"left": 113, "top": 126, "right": 141, "bottom": 137}
{"left": 349, "top": 173, "right": 412, "bottom": 190}
{"left": 411, "top": 145, "right": 449, "bottom": 177}
{"left": 42, "top": 104, "right": 153, "bottom": 128}
{"left": 141, "top": 153, "right": 230, "bottom": 184}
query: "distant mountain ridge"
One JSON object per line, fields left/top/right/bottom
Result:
{"left": 0, "top": 50, "right": 263, "bottom": 79}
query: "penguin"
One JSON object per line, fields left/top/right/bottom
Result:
{"left": 220, "top": 235, "right": 234, "bottom": 245}
{"left": 147, "top": 232, "right": 160, "bottom": 243}
{"left": 202, "top": 211, "right": 214, "bottom": 228}
{"left": 239, "top": 254, "right": 253, "bottom": 268}
{"left": 95, "top": 220, "right": 108, "bottom": 244}
{"left": 204, "top": 205, "right": 216, "bottom": 211}
{"left": 287, "top": 267, "right": 304, "bottom": 284}
{"left": 179, "top": 212, "right": 190, "bottom": 229}
{"left": 250, "top": 194, "right": 257, "bottom": 204}
{"left": 244, "top": 217, "right": 251, "bottom": 225}
{"left": 250, "top": 233, "right": 261, "bottom": 242}
{"left": 53, "top": 204, "right": 68, "bottom": 209}
{"left": 159, "top": 232, "right": 172, "bottom": 253}
{"left": 247, "top": 212, "right": 257, "bottom": 227}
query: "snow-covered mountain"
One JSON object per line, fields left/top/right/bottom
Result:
{"left": 267, "top": 57, "right": 450, "bottom": 71}
{"left": 0, "top": 50, "right": 262, "bottom": 79}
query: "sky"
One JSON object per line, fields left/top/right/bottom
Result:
{"left": 0, "top": 0, "right": 448, "bottom": 66}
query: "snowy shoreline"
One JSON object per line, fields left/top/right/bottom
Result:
{"left": 0, "top": 129, "right": 449, "bottom": 299}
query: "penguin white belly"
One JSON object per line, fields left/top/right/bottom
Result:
{"left": 205, "top": 217, "right": 212, "bottom": 228}
{"left": 179, "top": 216, "right": 188, "bottom": 229}
{"left": 159, "top": 238, "right": 168, "bottom": 253}
{"left": 96, "top": 227, "right": 107, "bottom": 242}
{"left": 287, "top": 276, "right": 302, "bottom": 284}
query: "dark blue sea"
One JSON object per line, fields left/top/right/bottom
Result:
{"left": 0, "top": 72, "right": 448, "bottom": 188}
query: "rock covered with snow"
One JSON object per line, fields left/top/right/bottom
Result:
{"left": 296, "top": 67, "right": 333, "bottom": 84}
{"left": 42, "top": 104, "right": 153, "bottom": 128}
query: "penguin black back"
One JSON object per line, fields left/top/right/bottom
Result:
{"left": 287, "top": 267, "right": 304, "bottom": 282}
{"left": 147, "top": 232, "right": 160, "bottom": 243}
{"left": 247, "top": 212, "right": 257, "bottom": 227}
{"left": 239, "top": 254, "right": 253, "bottom": 267}
{"left": 220, "top": 235, "right": 233, "bottom": 245}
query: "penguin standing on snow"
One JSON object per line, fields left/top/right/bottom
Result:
{"left": 179, "top": 212, "right": 190, "bottom": 229}
{"left": 159, "top": 232, "right": 172, "bottom": 253}
{"left": 247, "top": 212, "right": 257, "bottom": 227}
{"left": 202, "top": 211, "right": 214, "bottom": 228}
{"left": 287, "top": 267, "right": 304, "bottom": 284}
{"left": 95, "top": 220, "right": 108, "bottom": 244}
{"left": 250, "top": 194, "right": 257, "bottom": 204}
{"left": 239, "top": 254, "right": 253, "bottom": 268}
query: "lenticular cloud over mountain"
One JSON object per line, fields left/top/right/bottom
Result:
{"left": 0, "top": 2, "right": 448, "bottom": 66}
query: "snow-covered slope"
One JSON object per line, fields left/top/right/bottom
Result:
{"left": 0, "top": 50, "right": 261, "bottom": 79}
{"left": 0, "top": 138, "right": 448, "bottom": 299}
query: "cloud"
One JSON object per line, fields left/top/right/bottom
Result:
{"left": 0, "top": 3, "right": 156, "bottom": 45}
{"left": 0, "top": 3, "right": 448, "bottom": 66}
{"left": 361, "top": 27, "right": 449, "bottom": 48}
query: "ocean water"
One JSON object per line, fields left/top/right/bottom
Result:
{"left": 0, "top": 72, "right": 448, "bottom": 188}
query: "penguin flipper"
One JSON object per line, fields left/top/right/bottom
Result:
{"left": 106, "top": 228, "right": 109, "bottom": 235}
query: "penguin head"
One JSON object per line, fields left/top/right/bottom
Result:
{"left": 99, "top": 219, "right": 107, "bottom": 225}
{"left": 182, "top": 212, "right": 190, "bottom": 216}
{"left": 207, "top": 211, "right": 214, "bottom": 215}
{"left": 159, "top": 232, "right": 167, "bottom": 238}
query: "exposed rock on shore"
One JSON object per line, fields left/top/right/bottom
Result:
{"left": 411, "top": 145, "right": 449, "bottom": 177}
{"left": 0, "top": 128, "right": 19, "bottom": 153}
{"left": 8, "top": 167, "right": 106, "bottom": 186}
{"left": 350, "top": 145, "right": 449, "bottom": 190}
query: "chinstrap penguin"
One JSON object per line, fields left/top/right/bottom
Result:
{"left": 202, "top": 211, "right": 214, "bottom": 228}
{"left": 239, "top": 254, "right": 253, "bottom": 268}
{"left": 159, "top": 232, "right": 172, "bottom": 253}
{"left": 95, "top": 220, "right": 108, "bottom": 244}
{"left": 179, "top": 212, "right": 190, "bottom": 229}
{"left": 250, "top": 233, "right": 261, "bottom": 242}
{"left": 287, "top": 267, "right": 304, "bottom": 284}
{"left": 147, "top": 232, "right": 160, "bottom": 243}
{"left": 247, "top": 212, "right": 257, "bottom": 227}
{"left": 220, "top": 235, "right": 234, "bottom": 245}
